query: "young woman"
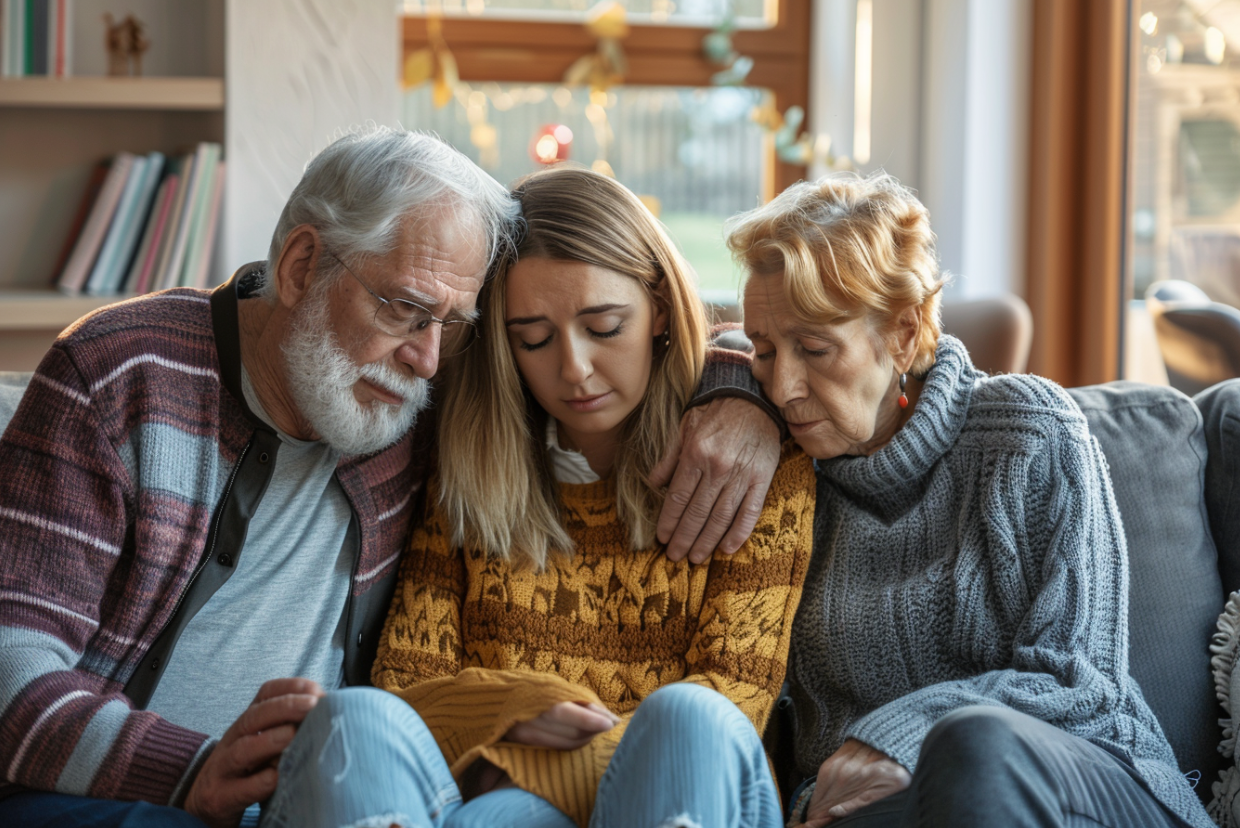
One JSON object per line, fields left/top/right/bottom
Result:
{"left": 360, "top": 166, "right": 816, "bottom": 828}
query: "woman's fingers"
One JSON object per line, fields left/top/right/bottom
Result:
{"left": 505, "top": 702, "right": 617, "bottom": 748}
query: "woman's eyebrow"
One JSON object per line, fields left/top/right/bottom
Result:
{"left": 506, "top": 303, "right": 630, "bottom": 326}
{"left": 506, "top": 314, "right": 545, "bottom": 326}
{"left": 577, "top": 303, "right": 629, "bottom": 316}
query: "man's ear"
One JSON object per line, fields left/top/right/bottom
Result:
{"left": 893, "top": 305, "right": 922, "bottom": 373}
{"left": 273, "top": 225, "right": 322, "bottom": 309}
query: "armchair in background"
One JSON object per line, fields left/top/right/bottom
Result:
{"left": 1146, "top": 279, "right": 1240, "bottom": 396}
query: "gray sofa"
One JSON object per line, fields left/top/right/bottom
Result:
{"left": 1, "top": 370, "right": 1238, "bottom": 811}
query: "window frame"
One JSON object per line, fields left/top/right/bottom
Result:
{"left": 401, "top": 0, "right": 811, "bottom": 196}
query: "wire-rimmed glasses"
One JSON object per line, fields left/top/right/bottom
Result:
{"left": 325, "top": 250, "right": 477, "bottom": 358}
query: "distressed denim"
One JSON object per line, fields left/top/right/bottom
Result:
{"left": 260, "top": 684, "right": 781, "bottom": 828}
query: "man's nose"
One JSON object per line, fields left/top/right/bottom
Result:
{"left": 394, "top": 326, "right": 441, "bottom": 379}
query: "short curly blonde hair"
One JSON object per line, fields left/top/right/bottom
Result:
{"left": 725, "top": 171, "right": 946, "bottom": 375}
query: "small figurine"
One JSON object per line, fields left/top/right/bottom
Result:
{"left": 104, "top": 13, "right": 150, "bottom": 77}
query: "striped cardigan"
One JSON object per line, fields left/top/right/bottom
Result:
{"left": 0, "top": 273, "right": 424, "bottom": 806}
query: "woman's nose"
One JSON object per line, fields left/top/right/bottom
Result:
{"left": 559, "top": 335, "right": 592, "bottom": 384}
{"left": 769, "top": 353, "right": 807, "bottom": 408}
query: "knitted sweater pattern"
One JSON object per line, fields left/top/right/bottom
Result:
{"left": 373, "top": 443, "right": 816, "bottom": 827}
{"left": 0, "top": 287, "right": 420, "bottom": 806}
{"left": 790, "top": 334, "right": 1211, "bottom": 828}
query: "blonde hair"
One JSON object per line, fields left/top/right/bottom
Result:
{"left": 725, "top": 171, "right": 945, "bottom": 374}
{"left": 437, "top": 166, "right": 708, "bottom": 568}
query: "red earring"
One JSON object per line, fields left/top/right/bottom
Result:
{"left": 898, "top": 372, "right": 909, "bottom": 409}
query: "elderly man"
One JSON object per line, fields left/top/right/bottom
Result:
{"left": 0, "top": 128, "right": 780, "bottom": 827}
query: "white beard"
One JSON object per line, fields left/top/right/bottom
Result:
{"left": 282, "top": 287, "right": 431, "bottom": 455}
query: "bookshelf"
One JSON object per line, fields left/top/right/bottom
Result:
{"left": 0, "top": 0, "right": 225, "bottom": 371}
{"left": 0, "top": 77, "right": 224, "bottom": 110}
{"left": 0, "top": 0, "right": 400, "bottom": 373}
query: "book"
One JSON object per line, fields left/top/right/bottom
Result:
{"left": 29, "top": 0, "right": 45, "bottom": 75}
{"left": 177, "top": 143, "right": 221, "bottom": 288}
{"left": 57, "top": 153, "right": 136, "bottom": 295}
{"left": 88, "top": 150, "right": 165, "bottom": 295}
{"left": 3, "top": 0, "right": 25, "bottom": 78}
{"left": 124, "top": 172, "right": 178, "bottom": 295}
{"left": 160, "top": 142, "right": 216, "bottom": 291}
{"left": 51, "top": 0, "right": 68, "bottom": 77}
{"left": 48, "top": 158, "right": 108, "bottom": 286}
{"left": 151, "top": 152, "right": 196, "bottom": 293}
{"left": 189, "top": 160, "right": 225, "bottom": 289}
{"left": 22, "top": 0, "right": 32, "bottom": 75}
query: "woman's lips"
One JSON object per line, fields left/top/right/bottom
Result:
{"left": 787, "top": 419, "right": 822, "bottom": 436}
{"left": 565, "top": 392, "right": 612, "bottom": 412}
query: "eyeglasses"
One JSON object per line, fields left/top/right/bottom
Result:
{"left": 325, "top": 250, "right": 477, "bottom": 358}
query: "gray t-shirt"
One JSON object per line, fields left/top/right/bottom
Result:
{"left": 146, "top": 370, "right": 354, "bottom": 738}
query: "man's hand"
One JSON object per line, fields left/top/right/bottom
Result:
{"left": 183, "top": 678, "right": 325, "bottom": 828}
{"left": 798, "top": 739, "right": 911, "bottom": 827}
{"left": 650, "top": 397, "right": 781, "bottom": 563}
{"left": 504, "top": 701, "right": 618, "bottom": 750}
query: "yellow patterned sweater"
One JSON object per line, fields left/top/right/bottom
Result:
{"left": 372, "top": 443, "right": 815, "bottom": 827}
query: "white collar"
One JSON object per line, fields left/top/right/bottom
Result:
{"left": 545, "top": 418, "right": 601, "bottom": 484}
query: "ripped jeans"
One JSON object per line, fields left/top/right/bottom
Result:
{"left": 260, "top": 684, "right": 782, "bottom": 828}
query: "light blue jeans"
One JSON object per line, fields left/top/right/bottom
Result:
{"left": 260, "top": 683, "right": 782, "bottom": 828}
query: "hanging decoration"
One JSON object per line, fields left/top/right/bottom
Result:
{"left": 531, "top": 124, "right": 574, "bottom": 165}
{"left": 702, "top": 4, "right": 849, "bottom": 171}
{"left": 561, "top": 2, "right": 629, "bottom": 178}
{"left": 563, "top": 2, "right": 630, "bottom": 94}
{"left": 403, "top": 14, "right": 459, "bottom": 108}
{"left": 701, "top": 8, "right": 753, "bottom": 86}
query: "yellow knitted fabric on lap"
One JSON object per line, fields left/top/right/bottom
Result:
{"left": 373, "top": 443, "right": 815, "bottom": 827}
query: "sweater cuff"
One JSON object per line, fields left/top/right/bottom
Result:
{"left": 112, "top": 716, "right": 212, "bottom": 805}
{"left": 844, "top": 708, "right": 928, "bottom": 775}
{"left": 692, "top": 348, "right": 786, "bottom": 439}
{"left": 169, "top": 739, "right": 216, "bottom": 808}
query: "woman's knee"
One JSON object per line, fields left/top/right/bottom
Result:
{"left": 635, "top": 684, "right": 750, "bottom": 734}
{"left": 631, "top": 684, "right": 759, "bottom": 753}
{"left": 919, "top": 706, "right": 1035, "bottom": 780}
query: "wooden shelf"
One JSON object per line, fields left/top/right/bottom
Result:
{"left": 0, "top": 291, "right": 127, "bottom": 330}
{"left": 0, "top": 77, "right": 224, "bottom": 110}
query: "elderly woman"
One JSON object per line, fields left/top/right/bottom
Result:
{"left": 728, "top": 172, "right": 1212, "bottom": 828}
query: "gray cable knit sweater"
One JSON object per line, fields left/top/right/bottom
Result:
{"left": 789, "top": 334, "right": 1211, "bottom": 828}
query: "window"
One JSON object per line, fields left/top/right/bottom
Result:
{"left": 1126, "top": 0, "right": 1240, "bottom": 389}
{"left": 401, "top": 0, "right": 809, "bottom": 297}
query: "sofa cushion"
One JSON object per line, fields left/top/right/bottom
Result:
{"left": 1196, "top": 379, "right": 1240, "bottom": 598}
{"left": 0, "top": 371, "right": 32, "bottom": 435}
{"left": 1069, "top": 382, "right": 1222, "bottom": 795}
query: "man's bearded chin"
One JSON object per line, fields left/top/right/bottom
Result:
{"left": 283, "top": 288, "right": 431, "bottom": 456}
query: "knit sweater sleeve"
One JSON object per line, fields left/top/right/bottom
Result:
{"left": 0, "top": 345, "right": 211, "bottom": 805}
{"left": 844, "top": 422, "right": 1143, "bottom": 774}
{"left": 690, "top": 324, "right": 782, "bottom": 428}
{"left": 371, "top": 494, "right": 600, "bottom": 772}
{"left": 679, "top": 445, "right": 816, "bottom": 733}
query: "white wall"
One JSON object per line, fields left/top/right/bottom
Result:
{"left": 219, "top": 0, "right": 400, "bottom": 283}
{"left": 811, "top": 0, "right": 1031, "bottom": 300}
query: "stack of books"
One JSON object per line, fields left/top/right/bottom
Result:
{"left": 55, "top": 143, "right": 226, "bottom": 296}
{"left": 1, "top": 0, "right": 72, "bottom": 77}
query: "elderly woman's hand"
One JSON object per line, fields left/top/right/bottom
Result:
{"left": 799, "top": 739, "right": 910, "bottom": 827}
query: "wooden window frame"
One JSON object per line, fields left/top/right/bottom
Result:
{"left": 401, "top": 0, "right": 811, "bottom": 196}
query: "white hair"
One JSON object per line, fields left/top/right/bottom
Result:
{"left": 262, "top": 125, "right": 518, "bottom": 300}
